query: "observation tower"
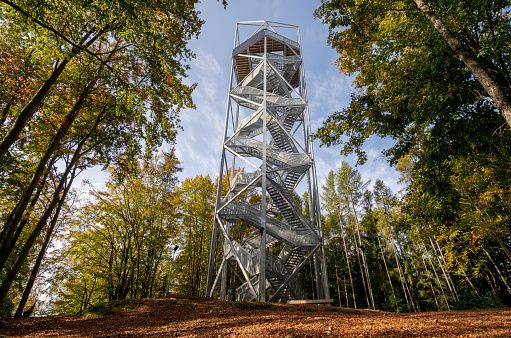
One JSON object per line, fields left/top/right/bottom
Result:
{"left": 206, "top": 21, "right": 329, "bottom": 302}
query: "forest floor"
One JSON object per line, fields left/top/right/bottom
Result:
{"left": 1, "top": 298, "right": 510, "bottom": 337}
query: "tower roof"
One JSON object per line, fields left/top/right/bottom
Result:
{"left": 233, "top": 29, "right": 301, "bottom": 87}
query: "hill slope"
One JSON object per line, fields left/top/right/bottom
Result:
{"left": 1, "top": 298, "right": 510, "bottom": 337}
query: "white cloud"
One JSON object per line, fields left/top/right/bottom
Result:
{"left": 174, "top": 0, "right": 405, "bottom": 198}
{"left": 175, "top": 48, "right": 227, "bottom": 180}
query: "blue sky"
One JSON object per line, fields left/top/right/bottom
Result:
{"left": 173, "top": 0, "right": 404, "bottom": 194}
{"left": 79, "top": 0, "right": 403, "bottom": 195}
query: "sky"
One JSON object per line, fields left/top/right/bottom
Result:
{"left": 172, "top": 0, "right": 404, "bottom": 194}
{"left": 81, "top": 0, "right": 403, "bottom": 195}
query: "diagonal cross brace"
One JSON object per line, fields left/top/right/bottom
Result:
{"left": 268, "top": 244, "right": 321, "bottom": 302}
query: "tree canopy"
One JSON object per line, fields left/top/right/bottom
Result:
{"left": 314, "top": 0, "right": 511, "bottom": 165}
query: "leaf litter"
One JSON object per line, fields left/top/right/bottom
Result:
{"left": 1, "top": 298, "right": 510, "bottom": 337}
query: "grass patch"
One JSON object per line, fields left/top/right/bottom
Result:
{"left": 305, "top": 307, "right": 315, "bottom": 312}
{"left": 233, "top": 301, "right": 273, "bottom": 310}
{"left": 124, "top": 303, "right": 138, "bottom": 310}
{"left": 81, "top": 300, "right": 124, "bottom": 316}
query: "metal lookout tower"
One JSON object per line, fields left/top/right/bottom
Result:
{"left": 206, "top": 21, "right": 329, "bottom": 303}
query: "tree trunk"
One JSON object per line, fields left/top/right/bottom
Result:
{"left": 393, "top": 239, "right": 419, "bottom": 312}
{"left": 0, "top": 59, "right": 69, "bottom": 163}
{"left": 14, "top": 167, "right": 76, "bottom": 318}
{"left": 338, "top": 213, "right": 356, "bottom": 308}
{"left": 348, "top": 194, "right": 375, "bottom": 309}
{"left": 453, "top": 256, "right": 479, "bottom": 296}
{"left": 429, "top": 237, "right": 458, "bottom": 301}
{"left": 0, "top": 148, "right": 80, "bottom": 303}
{"left": 482, "top": 269, "right": 498, "bottom": 297}
{"left": 423, "top": 242, "right": 450, "bottom": 310}
{"left": 0, "top": 83, "right": 92, "bottom": 267}
{"left": 0, "top": 96, "right": 15, "bottom": 127}
{"left": 496, "top": 236, "right": 511, "bottom": 264}
{"left": 419, "top": 244, "right": 439, "bottom": 310}
{"left": 482, "top": 247, "right": 511, "bottom": 294}
{"left": 0, "top": 162, "right": 54, "bottom": 273}
{"left": 334, "top": 258, "right": 342, "bottom": 307}
{"left": 347, "top": 200, "right": 371, "bottom": 308}
{"left": 413, "top": 0, "right": 511, "bottom": 127}
{"left": 83, "top": 279, "right": 96, "bottom": 311}
{"left": 376, "top": 232, "right": 396, "bottom": 309}
{"left": 390, "top": 232, "right": 413, "bottom": 311}
{"left": 0, "top": 107, "right": 104, "bottom": 304}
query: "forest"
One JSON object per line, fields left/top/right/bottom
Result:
{"left": 1, "top": 0, "right": 511, "bottom": 318}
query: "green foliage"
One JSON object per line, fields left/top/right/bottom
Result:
{"left": 0, "top": 295, "right": 14, "bottom": 317}
{"left": 172, "top": 174, "right": 216, "bottom": 297}
{"left": 81, "top": 300, "right": 123, "bottom": 316}
{"left": 0, "top": 0, "right": 223, "bottom": 315}
{"left": 48, "top": 151, "right": 181, "bottom": 314}
{"left": 315, "top": 0, "right": 511, "bottom": 311}
{"left": 313, "top": 0, "right": 509, "bottom": 165}
{"left": 81, "top": 299, "right": 141, "bottom": 316}
{"left": 455, "top": 285, "right": 501, "bottom": 310}
{"left": 480, "top": 293, "right": 502, "bottom": 309}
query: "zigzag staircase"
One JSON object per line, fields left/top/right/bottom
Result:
{"left": 207, "top": 22, "right": 328, "bottom": 303}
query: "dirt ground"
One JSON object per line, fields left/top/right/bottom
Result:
{"left": 1, "top": 298, "right": 510, "bottom": 337}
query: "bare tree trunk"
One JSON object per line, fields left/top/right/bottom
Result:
{"left": 0, "top": 59, "right": 69, "bottom": 162}
{"left": 395, "top": 240, "right": 418, "bottom": 312}
{"left": 454, "top": 256, "right": 479, "bottom": 296}
{"left": 413, "top": 0, "right": 511, "bottom": 127}
{"left": 383, "top": 214, "right": 414, "bottom": 312}
{"left": 483, "top": 269, "right": 499, "bottom": 297}
{"left": 0, "top": 96, "right": 15, "bottom": 127}
{"left": 343, "top": 276, "right": 349, "bottom": 308}
{"left": 0, "top": 151, "right": 79, "bottom": 303}
{"left": 0, "top": 83, "right": 92, "bottom": 266}
{"left": 338, "top": 211, "right": 356, "bottom": 308}
{"left": 14, "top": 168, "right": 77, "bottom": 318}
{"left": 0, "top": 161, "right": 54, "bottom": 273}
{"left": 482, "top": 247, "right": 511, "bottom": 294}
{"left": 334, "top": 259, "right": 342, "bottom": 307}
{"left": 352, "top": 231, "right": 370, "bottom": 308}
{"left": 376, "top": 232, "right": 396, "bottom": 309}
{"left": 0, "top": 107, "right": 104, "bottom": 304}
{"left": 429, "top": 237, "right": 458, "bottom": 301}
{"left": 423, "top": 242, "right": 450, "bottom": 311}
{"left": 419, "top": 245, "right": 439, "bottom": 310}
{"left": 348, "top": 195, "right": 375, "bottom": 309}
{"left": 496, "top": 236, "right": 511, "bottom": 264}
{"left": 80, "top": 278, "right": 96, "bottom": 312}
{"left": 391, "top": 234, "right": 413, "bottom": 311}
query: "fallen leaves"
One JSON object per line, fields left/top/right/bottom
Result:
{"left": 1, "top": 298, "right": 510, "bottom": 337}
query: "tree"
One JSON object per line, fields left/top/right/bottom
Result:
{"left": 172, "top": 175, "right": 216, "bottom": 297}
{"left": 0, "top": 0, "right": 216, "bottom": 310}
{"left": 322, "top": 170, "right": 357, "bottom": 307}
{"left": 314, "top": 0, "right": 511, "bottom": 307}
{"left": 0, "top": 0, "right": 203, "bottom": 162}
{"left": 313, "top": 0, "right": 509, "bottom": 165}
{"left": 412, "top": 0, "right": 511, "bottom": 127}
{"left": 49, "top": 151, "right": 181, "bottom": 313}
{"left": 320, "top": 162, "right": 377, "bottom": 308}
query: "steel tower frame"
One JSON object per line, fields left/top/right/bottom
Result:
{"left": 206, "top": 21, "right": 329, "bottom": 302}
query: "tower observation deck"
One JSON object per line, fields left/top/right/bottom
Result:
{"left": 206, "top": 21, "right": 330, "bottom": 303}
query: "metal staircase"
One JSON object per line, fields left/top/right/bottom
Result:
{"left": 206, "top": 21, "right": 330, "bottom": 303}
